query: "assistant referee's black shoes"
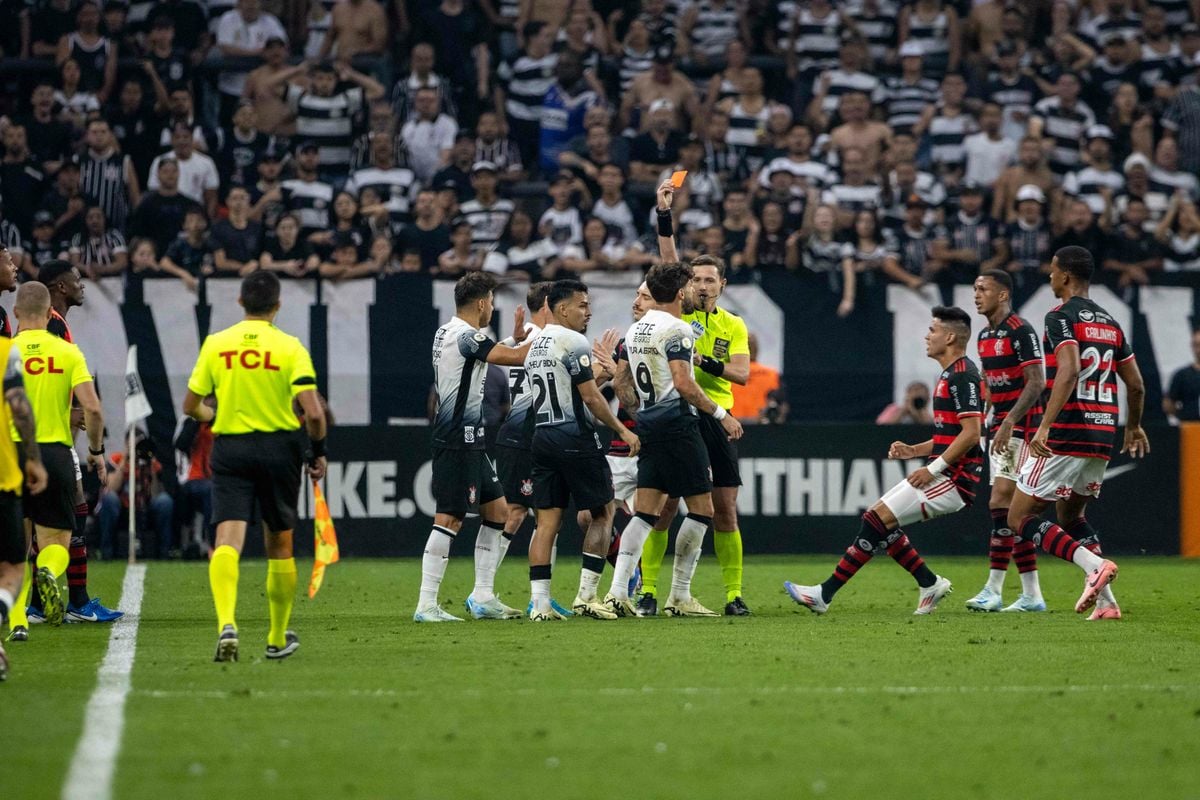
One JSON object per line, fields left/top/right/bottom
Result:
{"left": 266, "top": 630, "right": 300, "bottom": 660}
{"left": 724, "top": 597, "right": 751, "bottom": 616}
{"left": 213, "top": 624, "right": 238, "bottom": 662}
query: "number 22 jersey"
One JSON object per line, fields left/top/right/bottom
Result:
{"left": 1042, "top": 296, "right": 1134, "bottom": 461}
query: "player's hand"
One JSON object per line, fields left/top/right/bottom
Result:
{"left": 71, "top": 407, "right": 86, "bottom": 431}
{"left": 906, "top": 466, "right": 935, "bottom": 488}
{"left": 512, "top": 304, "right": 529, "bottom": 343}
{"left": 721, "top": 414, "right": 743, "bottom": 441}
{"left": 621, "top": 430, "right": 641, "bottom": 457}
{"left": 1030, "top": 425, "right": 1052, "bottom": 458}
{"left": 591, "top": 341, "right": 616, "bottom": 378}
{"left": 991, "top": 421, "right": 1013, "bottom": 456}
{"left": 308, "top": 456, "right": 327, "bottom": 481}
{"left": 24, "top": 458, "right": 48, "bottom": 495}
{"left": 1121, "top": 427, "right": 1150, "bottom": 458}
{"left": 888, "top": 441, "right": 916, "bottom": 460}
{"left": 656, "top": 180, "right": 674, "bottom": 212}
{"left": 87, "top": 452, "right": 107, "bottom": 484}
{"left": 597, "top": 327, "right": 619, "bottom": 359}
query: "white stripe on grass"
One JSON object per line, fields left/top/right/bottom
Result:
{"left": 61, "top": 564, "right": 147, "bottom": 800}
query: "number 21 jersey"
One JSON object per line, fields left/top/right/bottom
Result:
{"left": 623, "top": 309, "right": 696, "bottom": 441}
{"left": 1042, "top": 296, "right": 1134, "bottom": 460}
{"left": 523, "top": 323, "right": 602, "bottom": 452}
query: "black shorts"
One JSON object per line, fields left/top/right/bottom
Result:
{"left": 431, "top": 447, "right": 505, "bottom": 518}
{"left": 495, "top": 445, "right": 535, "bottom": 507}
{"left": 698, "top": 413, "right": 742, "bottom": 487}
{"left": 23, "top": 443, "right": 76, "bottom": 531}
{"left": 638, "top": 428, "right": 712, "bottom": 499}
{"left": 0, "top": 491, "right": 24, "bottom": 564}
{"left": 531, "top": 437, "right": 613, "bottom": 511}
{"left": 211, "top": 431, "right": 305, "bottom": 533}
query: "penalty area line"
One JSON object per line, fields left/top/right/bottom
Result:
{"left": 61, "top": 563, "right": 147, "bottom": 800}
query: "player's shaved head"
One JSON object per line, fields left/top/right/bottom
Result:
{"left": 932, "top": 305, "right": 971, "bottom": 345}
{"left": 14, "top": 281, "right": 52, "bottom": 320}
{"left": 646, "top": 261, "right": 693, "bottom": 303}
{"left": 527, "top": 281, "right": 554, "bottom": 312}
{"left": 1053, "top": 245, "right": 1094, "bottom": 282}
{"left": 980, "top": 269, "right": 1013, "bottom": 295}
{"left": 240, "top": 270, "right": 281, "bottom": 315}
{"left": 38, "top": 258, "right": 75, "bottom": 288}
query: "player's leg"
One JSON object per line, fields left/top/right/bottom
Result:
{"left": 209, "top": 519, "right": 247, "bottom": 661}
{"left": 991, "top": 440, "right": 1045, "bottom": 612}
{"left": 528, "top": 507, "right": 565, "bottom": 621}
{"left": 967, "top": 473, "right": 1018, "bottom": 612}
{"left": 1055, "top": 471, "right": 1120, "bottom": 619}
{"left": 663, "top": 491, "right": 718, "bottom": 617}
{"left": 608, "top": 442, "right": 671, "bottom": 606}
{"left": 417, "top": 448, "right": 470, "bottom": 621}
{"left": 701, "top": 414, "right": 747, "bottom": 614}
{"left": 262, "top": 524, "right": 300, "bottom": 658}
{"left": 7, "top": 520, "right": 32, "bottom": 640}
{"left": 1, "top": 491, "right": 26, "bottom": 666}
{"left": 25, "top": 444, "right": 77, "bottom": 625}
{"left": 636, "top": 497, "right": 676, "bottom": 616}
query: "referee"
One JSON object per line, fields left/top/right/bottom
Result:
{"left": 654, "top": 180, "right": 753, "bottom": 616}
{"left": 183, "top": 271, "right": 327, "bottom": 663}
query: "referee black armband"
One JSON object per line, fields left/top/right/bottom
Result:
{"left": 656, "top": 208, "right": 673, "bottom": 238}
{"left": 310, "top": 437, "right": 327, "bottom": 459}
{"left": 698, "top": 355, "right": 725, "bottom": 377}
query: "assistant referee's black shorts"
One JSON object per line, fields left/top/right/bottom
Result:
{"left": 0, "top": 490, "right": 24, "bottom": 564}
{"left": 698, "top": 412, "right": 742, "bottom": 487}
{"left": 23, "top": 443, "right": 76, "bottom": 531}
{"left": 211, "top": 430, "right": 305, "bottom": 533}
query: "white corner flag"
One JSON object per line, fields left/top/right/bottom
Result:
{"left": 125, "top": 345, "right": 152, "bottom": 425}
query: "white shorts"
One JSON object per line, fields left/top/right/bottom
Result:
{"left": 70, "top": 447, "right": 82, "bottom": 482}
{"left": 1017, "top": 453, "right": 1107, "bottom": 502}
{"left": 607, "top": 454, "right": 638, "bottom": 509}
{"left": 879, "top": 474, "right": 967, "bottom": 528}
{"left": 988, "top": 437, "right": 1031, "bottom": 485}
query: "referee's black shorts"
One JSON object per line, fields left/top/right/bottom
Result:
{"left": 698, "top": 412, "right": 742, "bottom": 488}
{"left": 23, "top": 443, "right": 76, "bottom": 531}
{"left": 211, "top": 430, "right": 305, "bottom": 533}
{"left": 431, "top": 447, "right": 504, "bottom": 518}
{"left": 0, "top": 490, "right": 24, "bottom": 564}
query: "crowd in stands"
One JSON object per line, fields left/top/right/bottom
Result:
{"left": 0, "top": 0, "right": 1199, "bottom": 319}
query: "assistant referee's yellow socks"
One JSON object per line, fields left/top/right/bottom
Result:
{"left": 36, "top": 543, "right": 70, "bottom": 578}
{"left": 266, "top": 558, "right": 297, "bottom": 649}
{"left": 209, "top": 545, "right": 239, "bottom": 632}
{"left": 714, "top": 529, "right": 744, "bottom": 603}
{"left": 639, "top": 528, "right": 669, "bottom": 596}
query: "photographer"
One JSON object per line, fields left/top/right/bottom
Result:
{"left": 97, "top": 435, "right": 176, "bottom": 560}
{"left": 875, "top": 381, "right": 934, "bottom": 425}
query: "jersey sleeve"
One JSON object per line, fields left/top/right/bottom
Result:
{"left": 1116, "top": 326, "right": 1135, "bottom": 364}
{"left": 562, "top": 333, "right": 595, "bottom": 386}
{"left": 1043, "top": 309, "right": 1076, "bottom": 354}
{"left": 457, "top": 329, "right": 496, "bottom": 363}
{"left": 68, "top": 345, "right": 92, "bottom": 389}
{"left": 47, "top": 315, "right": 69, "bottom": 339}
{"left": 613, "top": 339, "right": 627, "bottom": 364}
{"left": 1013, "top": 324, "right": 1043, "bottom": 367}
{"left": 3, "top": 346, "right": 23, "bottom": 393}
{"left": 187, "top": 338, "right": 215, "bottom": 396}
{"left": 728, "top": 315, "right": 750, "bottom": 358}
{"left": 664, "top": 325, "right": 694, "bottom": 363}
{"left": 289, "top": 342, "right": 318, "bottom": 397}
{"left": 950, "top": 370, "right": 983, "bottom": 419}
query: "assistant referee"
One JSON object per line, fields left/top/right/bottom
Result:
{"left": 183, "top": 271, "right": 327, "bottom": 663}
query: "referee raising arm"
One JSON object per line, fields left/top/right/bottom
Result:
{"left": 183, "top": 271, "right": 326, "bottom": 664}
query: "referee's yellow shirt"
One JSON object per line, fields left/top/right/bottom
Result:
{"left": 10, "top": 330, "right": 92, "bottom": 446}
{"left": 681, "top": 306, "right": 749, "bottom": 411}
{"left": 187, "top": 320, "right": 317, "bottom": 435}
{"left": 0, "top": 338, "right": 23, "bottom": 494}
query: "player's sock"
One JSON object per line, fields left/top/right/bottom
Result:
{"left": 10, "top": 562, "right": 31, "bottom": 628}
{"left": 0, "top": 587, "right": 13, "bottom": 626}
{"left": 497, "top": 531, "right": 514, "bottom": 571}
{"left": 68, "top": 510, "right": 89, "bottom": 607}
{"left": 36, "top": 543, "right": 70, "bottom": 579}
{"left": 670, "top": 513, "right": 710, "bottom": 599}
{"left": 471, "top": 521, "right": 503, "bottom": 603}
{"left": 819, "top": 540, "right": 874, "bottom": 603}
{"left": 27, "top": 546, "right": 43, "bottom": 614}
{"left": 419, "top": 525, "right": 455, "bottom": 608}
{"left": 208, "top": 544, "right": 239, "bottom": 632}
{"left": 639, "top": 527, "right": 669, "bottom": 596}
{"left": 1066, "top": 519, "right": 1117, "bottom": 606}
{"left": 887, "top": 533, "right": 936, "bottom": 588}
{"left": 985, "top": 508, "right": 1012, "bottom": 593}
{"left": 1013, "top": 539, "right": 1041, "bottom": 597}
{"left": 529, "top": 563, "right": 552, "bottom": 613}
{"left": 713, "top": 529, "right": 743, "bottom": 603}
{"left": 579, "top": 552, "right": 605, "bottom": 602}
{"left": 611, "top": 512, "right": 654, "bottom": 599}
{"left": 1018, "top": 516, "right": 1103, "bottom": 572}
{"left": 266, "top": 557, "right": 297, "bottom": 649}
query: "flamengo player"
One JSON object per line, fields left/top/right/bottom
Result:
{"left": 525, "top": 280, "right": 640, "bottom": 621}
{"left": 606, "top": 261, "right": 743, "bottom": 618}
{"left": 1008, "top": 246, "right": 1149, "bottom": 619}
{"left": 785, "top": 307, "right": 981, "bottom": 615}
{"left": 418, "top": 273, "right": 533, "bottom": 622}
{"left": 965, "top": 270, "right": 1048, "bottom": 613}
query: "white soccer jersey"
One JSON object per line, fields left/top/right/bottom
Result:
{"left": 431, "top": 316, "right": 495, "bottom": 450}
{"left": 523, "top": 324, "right": 599, "bottom": 444}
{"left": 496, "top": 323, "right": 541, "bottom": 448}
{"left": 624, "top": 309, "right": 696, "bottom": 439}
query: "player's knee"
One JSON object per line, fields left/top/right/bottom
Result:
{"left": 713, "top": 507, "right": 737, "bottom": 531}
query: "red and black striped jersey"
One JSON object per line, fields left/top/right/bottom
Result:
{"left": 48, "top": 309, "right": 73, "bottom": 342}
{"left": 976, "top": 312, "right": 1043, "bottom": 439}
{"left": 931, "top": 356, "right": 984, "bottom": 502}
{"left": 608, "top": 338, "right": 637, "bottom": 457}
{"left": 0, "top": 306, "right": 10, "bottom": 338}
{"left": 1042, "top": 296, "right": 1134, "bottom": 460}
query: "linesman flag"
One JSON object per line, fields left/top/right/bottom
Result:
{"left": 308, "top": 480, "right": 340, "bottom": 598}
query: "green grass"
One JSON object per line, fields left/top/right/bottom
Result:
{"left": 7, "top": 556, "right": 1200, "bottom": 800}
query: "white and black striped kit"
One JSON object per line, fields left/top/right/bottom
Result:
{"left": 459, "top": 199, "right": 515, "bottom": 252}
{"left": 821, "top": 69, "right": 884, "bottom": 116}
{"left": 1006, "top": 220, "right": 1052, "bottom": 271}
{"left": 78, "top": 151, "right": 132, "bottom": 231}
{"left": 885, "top": 75, "right": 938, "bottom": 134}
{"left": 496, "top": 52, "right": 558, "bottom": 122}
{"left": 475, "top": 139, "right": 523, "bottom": 175}
{"left": 280, "top": 178, "right": 333, "bottom": 235}
{"left": 69, "top": 229, "right": 126, "bottom": 270}
{"left": 904, "top": 10, "right": 950, "bottom": 70}
{"left": 844, "top": 1, "right": 898, "bottom": 66}
{"left": 928, "top": 107, "right": 977, "bottom": 167}
{"left": 287, "top": 85, "right": 365, "bottom": 169}
{"left": 1032, "top": 97, "right": 1095, "bottom": 174}
{"left": 822, "top": 182, "right": 882, "bottom": 212}
{"left": 725, "top": 101, "right": 770, "bottom": 153}
{"left": 346, "top": 166, "right": 420, "bottom": 223}
{"left": 688, "top": 0, "right": 740, "bottom": 61}
{"left": 946, "top": 212, "right": 999, "bottom": 262}
{"left": 1063, "top": 166, "right": 1124, "bottom": 215}
{"left": 617, "top": 47, "right": 654, "bottom": 92}
{"left": 790, "top": 7, "right": 843, "bottom": 70}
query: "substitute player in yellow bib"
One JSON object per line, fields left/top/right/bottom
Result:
{"left": 651, "top": 179, "right": 753, "bottom": 616}
{"left": 183, "top": 271, "right": 327, "bottom": 663}
{"left": 8, "top": 282, "right": 105, "bottom": 633}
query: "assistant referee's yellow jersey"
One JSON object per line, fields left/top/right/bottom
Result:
{"left": 10, "top": 330, "right": 92, "bottom": 446}
{"left": 187, "top": 320, "right": 317, "bottom": 435}
{"left": 681, "top": 306, "right": 749, "bottom": 411}
{"left": 1, "top": 338, "right": 23, "bottom": 494}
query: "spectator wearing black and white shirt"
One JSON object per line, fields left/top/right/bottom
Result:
{"left": 346, "top": 135, "right": 421, "bottom": 227}
{"left": 390, "top": 42, "right": 458, "bottom": 125}
{"left": 473, "top": 111, "right": 525, "bottom": 183}
{"left": 279, "top": 141, "right": 334, "bottom": 238}
{"left": 1148, "top": 136, "right": 1200, "bottom": 200}
{"left": 758, "top": 124, "right": 833, "bottom": 194}
{"left": 1063, "top": 125, "right": 1124, "bottom": 218}
{"left": 1003, "top": 184, "right": 1054, "bottom": 278}
{"left": 69, "top": 205, "right": 128, "bottom": 278}
{"left": 885, "top": 41, "right": 939, "bottom": 137}
{"left": 985, "top": 39, "right": 1040, "bottom": 144}
{"left": 495, "top": 21, "right": 558, "bottom": 173}
{"left": 822, "top": 147, "right": 881, "bottom": 231}
{"left": 590, "top": 164, "right": 639, "bottom": 244}
{"left": 810, "top": 37, "right": 885, "bottom": 126}
{"left": 148, "top": 123, "right": 219, "bottom": 219}
{"left": 458, "top": 162, "right": 514, "bottom": 254}
{"left": 1030, "top": 72, "right": 1096, "bottom": 176}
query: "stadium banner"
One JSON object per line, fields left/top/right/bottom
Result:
{"left": 279, "top": 423, "right": 1181, "bottom": 558}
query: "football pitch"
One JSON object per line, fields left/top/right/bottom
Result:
{"left": 8, "top": 555, "right": 1200, "bottom": 800}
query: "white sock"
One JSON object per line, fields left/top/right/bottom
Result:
{"left": 1071, "top": 545, "right": 1104, "bottom": 573}
{"left": 496, "top": 532, "right": 514, "bottom": 571}
{"left": 472, "top": 522, "right": 503, "bottom": 603}
{"left": 531, "top": 575, "right": 551, "bottom": 613}
{"left": 985, "top": 569, "right": 1005, "bottom": 593}
{"left": 610, "top": 515, "right": 652, "bottom": 600}
{"left": 670, "top": 515, "right": 708, "bottom": 599}
{"left": 1097, "top": 584, "right": 1118, "bottom": 608}
{"left": 0, "top": 587, "right": 13, "bottom": 623}
{"left": 419, "top": 525, "right": 455, "bottom": 609}
{"left": 550, "top": 541, "right": 558, "bottom": 570}
{"left": 1019, "top": 569, "right": 1042, "bottom": 598}
{"left": 578, "top": 552, "right": 604, "bottom": 602}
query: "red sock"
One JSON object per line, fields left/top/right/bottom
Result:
{"left": 1019, "top": 516, "right": 1079, "bottom": 562}
{"left": 1013, "top": 539, "right": 1038, "bottom": 573}
{"left": 68, "top": 504, "right": 89, "bottom": 607}
{"left": 887, "top": 533, "right": 936, "bottom": 588}
{"left": 1065, "top": 517, "right": 1103, "bottom": 555}
{"left": 989, "top": 508, "right": 1013, "bottom": 571}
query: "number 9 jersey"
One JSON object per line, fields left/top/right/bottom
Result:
{"left": 1042, "top": 295, "right": 1135, "bottom": 460}
{"left": 624, "top": 309, "right": 697, "bottom": 442}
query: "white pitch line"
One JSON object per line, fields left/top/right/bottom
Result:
{"left": 61, "top": 564, "right": 147, "bottom": 800}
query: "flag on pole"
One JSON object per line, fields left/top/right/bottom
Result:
{"left": 124, "top": 345, "right": 152, "bottom": 426}
{"left": 308, "top": 480, "right": 340, "bottom": 598}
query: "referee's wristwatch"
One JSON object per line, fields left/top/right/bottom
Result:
{"left": 89, "top": 446, "right": 105, "bottom": 456}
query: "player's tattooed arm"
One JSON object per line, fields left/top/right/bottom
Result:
{"left": 5, "top": 386, "right": 41, "bottom": 466}
{"left": 992, "top": 362, "right": 1045, "bottom": 455}
{"left": 612, "top": 358, "right": 638, "bottom": 418}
